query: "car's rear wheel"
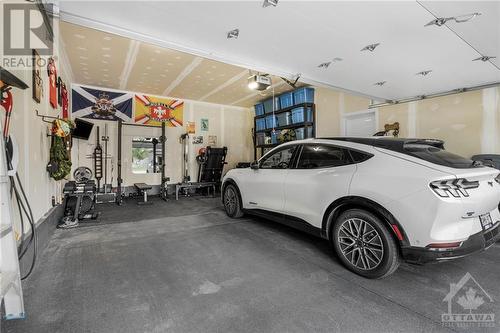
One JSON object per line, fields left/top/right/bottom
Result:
{"left": 332, "top": 209, "right": 400, "bottom": 279}
{"left": 223, "top": 184, "right": 244, "bottom": 218}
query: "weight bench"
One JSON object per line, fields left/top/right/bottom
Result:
{"left": 134, "top": 183, "right": 153, "bottom": 205}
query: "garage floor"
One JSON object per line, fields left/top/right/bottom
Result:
{"left": 3, "top": 196, "right": 500, "bottom": 333}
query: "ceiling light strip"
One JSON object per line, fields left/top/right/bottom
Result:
{"left": 162, "top": 56, "right": 204, "bottom": 96}
{"left": 119, "top": 40, "right": 141, "bottom": 90}
{"left": 199, "top": 70, "right": 248, "bottom": 101}
{"left": 368, "top": 82, "right": 500, "bottom": 109}
{"left": 417, "top": 1, "right": 499, "bottom": 71}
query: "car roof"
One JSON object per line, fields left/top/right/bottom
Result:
{"left": 317, "top": 137, "right": 445, "bottom": 153}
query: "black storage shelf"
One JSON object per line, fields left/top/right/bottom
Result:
{"left": 254, "top": 102, "right": 314, "bottom": 119}
{"left": 256, "top": 122, "right": 314, "bottom": 133}
{"left": 253, "top": 102, "right": 316, "bottom": 160}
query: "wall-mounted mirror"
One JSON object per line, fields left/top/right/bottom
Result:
{"left": 131, "top": 137, "right": 162, "bottom": 174}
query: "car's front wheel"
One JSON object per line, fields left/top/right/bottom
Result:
{"left": 223, "top": 184, "right": 244, "bottom": 218}
{"left": 332, "top": 209, "right": 400, "bottom": 279}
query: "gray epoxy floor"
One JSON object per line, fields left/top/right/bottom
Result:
{"left": 3, "top": 196, "right": 500, "bottom": 333}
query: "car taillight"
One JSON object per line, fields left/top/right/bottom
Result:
{"left": 426, "top": 241, "right": 463, "bottom": 251}
{"left": 430, "top": 178, "right": 479, "bottom": 198}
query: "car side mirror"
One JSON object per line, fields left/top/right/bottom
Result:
{"left": 250, "top": 161, "right": 259, "bottom": 170}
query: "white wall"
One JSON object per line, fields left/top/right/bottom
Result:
{"left": 1, "top": 11, "right": 74, "bottom": 235}
{"left": 70, "top": 89, "right": 254, "bottom": 187}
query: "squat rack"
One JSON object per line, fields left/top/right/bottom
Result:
{"left": 116, "top": 120, "right": 168, "bottom": 204}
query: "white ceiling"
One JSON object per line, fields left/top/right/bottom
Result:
{"left": 59, "top": 1, "right": 500, "bottom": 101}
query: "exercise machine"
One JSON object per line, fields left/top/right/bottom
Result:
{"left": 116, "top": 120, "right": 168, "bottom": 204}
{"left": 59, "top": 167, "right": 99, "bottom": 229}
{"left": 175, "top": 134, "right": 226, "bottom": 200}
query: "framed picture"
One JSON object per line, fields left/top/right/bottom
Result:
{"left": 201, "top": 118, "right": 209, "bottom": 131}
{"left": 32, "top": 49, "right": 42, "bottom": 103}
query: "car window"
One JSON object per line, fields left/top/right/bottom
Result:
{"left": 404, "top": 144, "right": 479, "bottom": 169}
{"left": 297, "top": 144, "right": 351, "bottom": 169}
{"left": 260, "top": 146, "right": 296, "bottom": 169}
{"left": 348, "top": 149, "right": 373, "bottom": 163}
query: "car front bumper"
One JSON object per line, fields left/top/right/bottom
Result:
{"left": 401, "top": 222, "right": 500, "bottom": 264}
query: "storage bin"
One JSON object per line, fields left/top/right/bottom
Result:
{"left": 279, "top": 92, "right": 294, "bottom": 109}
{"left": 291, "top": 107, "right": 313, "bottom": 124}
{"left": 293, "top": 87, "right": 314, "bottom": 105}
{"left": 256, "top": 133, "right": 266, "bottom": 146}
{"left": 295, "top": 127, "right": 313, "bottom": 140}
{"left": 276, "top": 112, "right": 292, "bottom": 127}
{"left": 255, "top": 118, "right": 266, "bottom": 131}
{"left": 263, "top": 97, "right": 280, "bottom": 114}
{"left": 265, "top": 115, "right": 278, "bottom": 129}
{"left": 254, "top": 103, "right": 265, "bottom": 116}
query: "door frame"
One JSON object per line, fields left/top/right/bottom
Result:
{"left": 341, "top": 109, "right": 379, "bottom": 136}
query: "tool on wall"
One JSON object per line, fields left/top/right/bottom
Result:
{"left": 180, "top": 132, "right": 190, "bottom": 182}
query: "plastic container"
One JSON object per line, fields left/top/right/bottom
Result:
{"left": 263, "top": 97, "right": 280, "bottom": 114}
{"left": 256, "top": 133, "right": 266, "bottom": 146}
{"left": 276, "top": 112, "right": 292, "bottom": 127}
{"left": 255, "top": 118, "right": 266, "bottom": 131}
{"left": 265, "top": 115, "right": 278, "bottom": 129}
{"left": 291, "top": 107, "right": 313, "bottom": 124}
{"left": 279, "top": 92, "right": 294, "bottom": 109}
{"left": 295, "top": 127, "right": 313, "bottom": 140}
{"left": 254, "top": 103, "right": 265, "bottom": 116}
{"left": 293, "top": 87, "right": 314, "bottom": 105}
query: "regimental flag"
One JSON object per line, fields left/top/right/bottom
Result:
{"left": 71, "top": 85, "right": 133, "bottom": 122}
{"left": 135, "top": 94, "right": 183, "bottom": 127}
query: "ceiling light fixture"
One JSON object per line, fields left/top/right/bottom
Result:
{"left": 318, "top": 62, "right": 331, "bottom": 69}
{"left": 361, "top": 43, "right": 380, "bottom": 52}
{"left": 248, "top": 74, "right": 271, "bottom": 90}
{"left": 227, "top": 29, "right": 239, "bottom": 39}
{"left": 374, "top": 81, "right": 387, "bottom": 86}
{"left": 416, "top": 70, "right": 433, "bottom": 76}
{"left": 424, "top": 12, "right": 481, "bottom": 27}
{"left": 262, "top": 0, "right": 278, "bottom": 7}
{"left": 473, "top": 55, "right": 496, "bottom": 62}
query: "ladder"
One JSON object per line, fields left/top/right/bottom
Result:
{"left": 0, "top": 128, "right": 24, "bottom": 320}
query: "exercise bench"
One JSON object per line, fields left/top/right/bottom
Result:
{"left": 134, "top": 183, "right": 153, "bottom": 205}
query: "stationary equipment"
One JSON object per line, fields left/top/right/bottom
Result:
{"left": 134, "top": 183, "right": 153, "bottom": 205}
{"left": 93, "top": 126, "right": 103, "bottom": 190}
{"left": 175, "top": 134, "right": 227, "bottom": 200}
{"left": 116, "top": 120, "right": 168, "bottom": 204}
{"left": 59, "top": 167, "right": 99, "bottom": 229}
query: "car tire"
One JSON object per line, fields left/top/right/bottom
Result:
{"left": 223, "top": 184, "right": 244, "bottom": 218}
{"left": 332, "top": 209, "right": 400, "bottom": 279}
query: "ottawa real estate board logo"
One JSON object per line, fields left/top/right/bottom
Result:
{"left": 441, "top": 272, "right": 495, "bottom": 328}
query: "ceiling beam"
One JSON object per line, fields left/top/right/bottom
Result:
{"left": 119, "top": 39, "right": 141, "bottom": 90}
{"left": 163, "top": 56, "right": 203, "bottom": 96}
{"left": 199, "top": 69, "right": 248, "bottom": 101}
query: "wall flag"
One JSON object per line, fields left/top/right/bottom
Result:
{"left": 71, "top": 85, "right": 133, "bottom": 122}
{"left": 134, "top": 94, "right": 183, "bottom": 127}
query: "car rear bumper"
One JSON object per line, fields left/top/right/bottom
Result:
{"left": 401, "top": 222, "right": 500, "bottom": 264}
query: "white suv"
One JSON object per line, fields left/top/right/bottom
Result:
{"left": 222, "top": 138, "right": 500, "bottom": 278}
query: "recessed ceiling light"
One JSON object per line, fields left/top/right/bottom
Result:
{"left": 103, "top": 36, "right": 112, "bottom": 41}
{"left": 77, "top": 46, "right": 87, "bottom": 51}
{"left": 79, "top": 56, "right": 88, "bottom": 60}
{"left": 473, "top": 55, "right": 496, "bottom": 62}
{"left": 416, "top": 70, "right": 433, "bottom": 76}
{"left": 74, "top": 34, "right": 85, "bottom": 39}
{"left": 103, "top": 54, "right": 111, "bottom": 58}
{"left": 374, "top": 81, "right": 387, "bottom": 86}
{"left": 101, "top": 47, "right": 111, "bottom": 51}
{"left": 424, "top": 12, "right": 481, "bottom": 27}
{"left": 262, "top": 0, "right": 278, "bottom": 7}
{"left": 318, "top": 62, "right": 331, "bottom": 69}
{"left": 102, "top": 68, "right": 109, "bottom": 72}
{"left": 79, "top": 62, "right": 88, "bottom": 66}
{"left": 227, "top": 28, "right": 239, "bottom": 39}
{"left": 361, "top": 43, "right": 380, "bottom": 52}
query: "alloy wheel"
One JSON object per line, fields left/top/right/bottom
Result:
{"left": 224, "top": 187, "right": 237, "bottom": 214}
{"left": 337, "top": 218, "right": 384, "bottom": 270}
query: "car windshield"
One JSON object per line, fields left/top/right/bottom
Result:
{"left": 404, "top": 144, "right": 481, "bottom": 169}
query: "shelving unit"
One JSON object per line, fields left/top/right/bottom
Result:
{"left": 253, "top": 102, "right": 316, "bottom": 160}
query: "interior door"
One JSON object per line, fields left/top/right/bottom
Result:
{"left": 284, "top": 144, "right": 356, "bottom": 228}
{"left": 240, "top": 145, "right": 298, "bottom": 213}
{"left": 344, "top": 111, "right": 376, "bottom": 137}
